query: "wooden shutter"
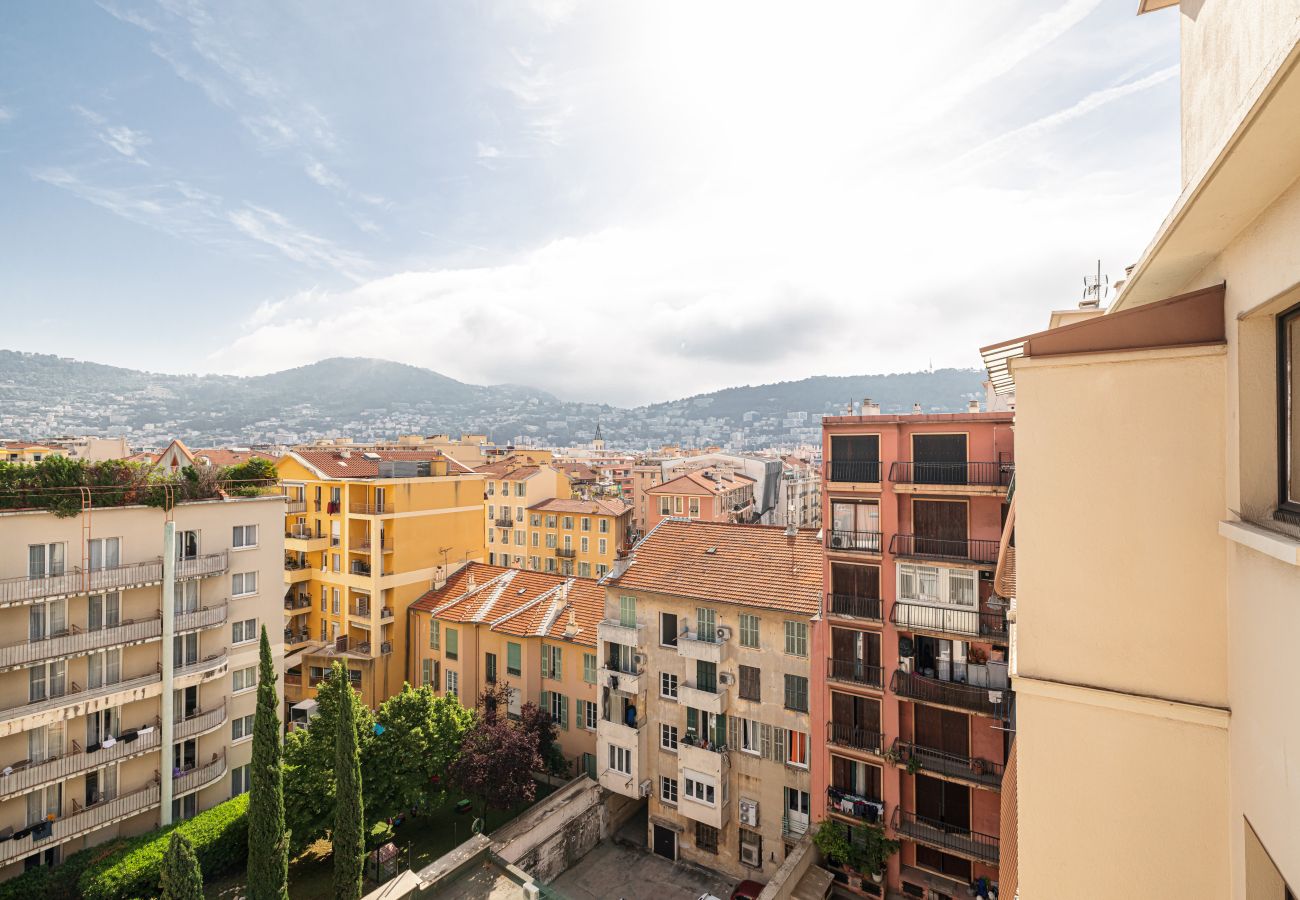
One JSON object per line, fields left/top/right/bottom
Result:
{"left": 913, "top": 499, "right": 968, "bottom": 543}
{"left": 831, "top": 755, "right": 853, "bottom": 791}
{"left": 739, "top": 665, "right": 761, "bottom": 701}
{"left": 831, "top": 563, "right": 880, "bottom": 598}
{"left": 773, "top": 726, "right": 786, "bottom": 763}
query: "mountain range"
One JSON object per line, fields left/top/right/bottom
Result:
{"left": 0, "top": 351, "right": 989, "bottom": 451}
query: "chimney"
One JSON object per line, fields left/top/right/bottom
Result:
{"left": 968, "top": 400, "right": 980, "bottom": 413}
{"left": 912, "top": 403, "right": 922, "bottom": 414}
{"left": 338, "top": 449, "right": 352, "bottom": 459}
{"left": 863, "top": 399, "right": 880, "bottom": 416}
{"left": 467, "top": 572, "right": 477, "bottom": 591}
{"left": 563, "top": 607, "right": 579, "bottom": 639}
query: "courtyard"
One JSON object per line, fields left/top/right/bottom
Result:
{"left": 546, "top": 838, "right": 737, "bottom": 900}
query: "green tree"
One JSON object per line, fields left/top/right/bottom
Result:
{"left": 248, "top": 626, "right": 289, "bottom": 900}
{"left": 333, "top": 662, "right": 365, "bottom": 900}
{"left": 365, "top": 684, "right": 472, "bottom": 819}
{"left": 284, "top": 663, "right": 374, "bottom": 853}
{"left": 158, "top": 831, "right": 203, "bottom": 900}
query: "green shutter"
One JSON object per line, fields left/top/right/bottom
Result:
{"left": 541, "top": 690, "right": 551, "bottom": 716}
{"left": 583, "top": 653, "right": 596, "bottom": 684}
{"left": 508, "top": 642, "right": 521, "bottom": 674}
{"left": 541, "top": 648, "right": 550, "bottom": 680}
{"left": 430, "top": 619, "right": 439, "bottom": 650}
{"left": 553, "top": 647, "right": 562, "bottom": 680}
{"left": 728, "top": 716, "right": 738, "bottom": 750}
{"left": 687, "top": 707, "right": 698, "bottom": 737}
{"left": 715, "top": 714, "right": 726, "bottom": 748}
{"left": 561, "top": 695, "right": 570, "bottom": 730}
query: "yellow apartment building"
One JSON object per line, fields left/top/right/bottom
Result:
{"left": 596, "top": 519, "right": 822, "bottom": 882}
{"left": 980, "top": 3, "right": 1300, "bottom": 896}
{"left": 2, "top": 443, "right": 63, "bottom": 464}
{"left": 520, "top": 498, "right": 632, "bottom": 579}
{"left": 478, "top": 458, "right": 573, "bottom": 564}
{"left": 408, "top": 564, "right": 604, "bottom": 777}
{"left": 275, "top": 449, "right": 485, "bottom": 710}
{"left": 0, "top": 493, "right": 283, "bottom": 880}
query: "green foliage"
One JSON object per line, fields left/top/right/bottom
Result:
{"left": 860, "top": 825, "right": 900, "bottom": 878}
{"left": 248, "top": 626, "right": 289, "bottom": 900}
{"left": 448, "top": 716, "right": 541, "bottom": 819}
{"left": 334, "top": 662, "right": 366, "bottom": 900}
{"left": 159, "top": 832, "right": 203, "bottom": 900}
{"left": 224, "top": 457, "right": 278, "bottom": 495}
{"left": 76, "top": 794, "right": 249, "bottom": 900}
{"left": 284, "top": 664, "right": 375, "bottom": 854}
{"left": 812, "top": 819, "right": 855, "bottom": 869}
{"left": 811, "top": 819, "right": 898, "bottom": 877}
{"left": 364, "top": 683, "right": 472, "bottom": 820}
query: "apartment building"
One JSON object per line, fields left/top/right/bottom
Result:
{"left": 522, "top": 499, "right": 632, "bottom": 579}
{"left": 773, "top": 456, "right": 822, "bottom": 529}
{"left": 275, "top": 449, "right": 484, "bottom": 710}
{"left": 0, "top": 494, "right": 283, "bottom": 879}
{"left": 977, "top": 3, "right": 1300, "bottom": 897}
{"left": 596, "top": 519, "right": 822, "bottom": 882}
{"left": 408, "top": 564, "right": 603, "bottom": 777}
{"left": 480, "top": 459, "right": 572, "bottom": 566}
{"left": 645, "top": 468, "right": 756, "bottom": 531}
{"left": 2, "top": 443, "right": 62, "bottom": 464}
{"left": 814, "top": 410, "right": 1013, "bottom": 897}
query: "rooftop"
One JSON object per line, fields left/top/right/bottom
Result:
{"left": 528, "top": 497, "right": 631, "bottom": 517}
{"left": 285, "top": 448, "right": 474, "bottom": 480}
{"left": 646, "top": 467, "right": 755, "bottom": 496}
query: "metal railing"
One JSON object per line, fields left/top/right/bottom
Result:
{"left": 176, "top": 704, "right": 227, "bottom": 741}
{"left": 0, "top": 780, "right": 161, "bottom": 866}
{"left": 0, "top": 617, "right": 162, "bottom": 670}
{"left": 827, "top": 657, "right": 883, "bottom": 689}
{"left": 889, "top": 535, "right": 1000, "bottom": 565}
{"left": 175, "top": 650, "right": 228, "bottom": 681}
{"left": 888, "top": 461, "right": 1014, "bottom": 487}
{"left": 286, "top": 525, "right": 322, "bottom": 540}
{"left": 350, "top": 501, "right": 390, "bottom": 515}
{"left": 891, "top": 807, "right": 1000, "bottom": 865}
{"left": 350, "top": 602, "right": 371, "bottom": 618}
{"left": 284, "top": 594, "right": 312, "bottom": 611}
{"left": 555, "top": 548, "right": 577, "bottom": 559}
{"left": 285, "top": 498, "right": 308, "bottom": 514}
{"left": 890, "top": 669, "right": 1006, "bottom": 718}
{"left": 175, "top": 552, "right": 229, "bottom": 580}
{"left": 284, "top": 558, "right": 312, "bottom": 571}
{"left": 0, "top": 552, "right": 226, "bottom": 607}
{"left": 0, "top": 728, "right": 161, "bottom": 801}
{"left": 827, "top": 530, "right": 883, "bottom": 553}
{"left": 175, "top": 602, "right": 228, "bottom": 633}
{"left": 494, "top": 516, "right": 515, "bottom": 528}
{"left": 173, "top": 753, "right": 226, "bottom": 795}
{"left": 0, "top": 672, "right": 161, "bottom": 723}
{"left": 827, "top": 593, "right": 883, "bottom": 621}
{"left": 826, "top": 786, "right": 885, "bottom": 824}
{"left": 890, "top": 739, "right": 1004, "bottom": 789}
{"left": 380, "top": 606, "right": 393, "bottom": 620}
{"left": 825, "top": 461, "right": 882, "bottom": 483}
{"left": 826, "top": 722, "right": 883, "bottom": 755}
{"left": 890, "top": 601, "right": 1008, "bottom": 641}
{"left": 353, "top": 539, "right": 392, "bottom": 553}
{"left": 781, "top": 812, "right": 809, "bottom": 836}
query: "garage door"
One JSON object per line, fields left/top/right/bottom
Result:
{"left": 653, "top": 824, "right": 676, "bottom": 860}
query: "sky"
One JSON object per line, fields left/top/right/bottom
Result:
{"left": 0, "top": 0, "right": 1181, "bottom": 406}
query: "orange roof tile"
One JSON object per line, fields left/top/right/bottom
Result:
{"left": 554, "top": 462, "right": 598, "bottom": 481}
{"left": 474, "top": 462, "right": 541, "bottom": 481}
{"left": 612, "top": 519, "right": 822, "bottom": 616}
{"left": 646, "top": 468, "right": 755, "bottom": 497}
{"left": 528, "top": 497, "right": 631, "bottom": 517}
{"left": 289, "top": 449, "right": 462, "bottom": 480}
{"left": 190, "top": 448, "right": 275, "bottom": 467}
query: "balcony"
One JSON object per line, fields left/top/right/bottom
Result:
{"left": 284, "top": 627, "right": 312, "bottom": 648}
{"left": 599, "top": 665, "right": 644, "bottom": 696}
{"left": 0, "top": 672, "right": 163, "bottom": 737}
{"left": 350, "top": 501, "right": 390, "bottom": 515}
{"left": 176, "top": 552, "right": 230, "bottom": 580}
{"left": 890, "top": 670, "right": 1006, "bottom": 718}
{"left": 676, "top": 630, "right": 724, "bottom": 663}
{"left": 555, "top": 548, "right": 577, "bottom": 559}
{"left": 283, "top": 560, "right": 314, "bottom": 584}
{"left": 0, "top": 617, "right": 162, "bottom": 672}
{"left": 889, "top": 535, "right": 1000, "bottom": 566}
{"left": 826, "top": 593, "right": 883, "bottom": 622}
{"left": 352, "top": 539, "right": 393, "bottom": 554}
{"left": 173, "top": 752, "right": 227, "bottom": 796}
{"left": 891, "top": 807, "right": 999, "bottom": 866}
{"left": 888, "top": 461, "right": 1014, "bottom": 492}
{"left": 826, "top": 722, "right": 883, "bottom": 756}
{"left": 597, "top": 715, "right": 645, "bottom": 746}
{"left": 494, "top": 516, "right": 515, "bottom": 528}
{"left": 0, "top": 780, "right": 161, "bottom": 867}
{"left": 176, "top": 704, "right": 228, "bottom": 741}
{"left": 284, "top": 594, "right": 313, "bottom": 616}
{"left": 890, "top": 739, "right": 1003, "bottom": 791}
{"left": 0, "top": 552, "right": 227, "bottom": 608}
{"left": 285, "top": 526, "right": 329, "bottom": 552}
{"left": 827, "top": 657, "right": 883, "bottom": 691}
{"left": 0, "top": 727, "right": 161, "bottom": 802}
{"left": 175, "top": 602, "right": 229, "bottom": 634}
{"left": 826, "top": 529, "right": 882, "bottom": 554}
{"left": 678, "top": 682, "right": 728, "bottom": 715}
{"left": 174, "top": 650, "right": 229, "bottom": 688}
{"left": 826, "top": 786, "right": 885, "bottom": 825}
{"left": 825, "top": 460, "right": 882, "bottom": 485}
{"left": 890, "top": 601, "right": 1008, "bottom": 642}
{"left": 285, "top": 498, "right": 308, "bottom": 514}
{"left": 677, "top": 743, "right": 728, "bottom": 828}
{"left": 597, "top": 620, "right": 642, "bottom": 647}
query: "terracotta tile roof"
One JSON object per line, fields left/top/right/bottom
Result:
{"left": 289, "top": 449, "right": 462, "bottom": 480}
{"left": 554, "top": 462, "right": 598, "bottom": 481}
{"left": 528, "top": 497, "right": 631, "bottom": 517}
{"left": 410, "top": 563, "right": 603, "bottom": 647}
{"left": 191, "top": 448, "right": 276, "bottom": 467}
{"left": 612, "top": 519, "right": 822, "bottom": 616}
{"left": 474, "top": 462, "right": 540, "bottom": 481}
{"left": 647, "top": 468, "right": 755, "bottom": 497}
{"left": 2, "top": 442, "right": 55, "bottom": 451}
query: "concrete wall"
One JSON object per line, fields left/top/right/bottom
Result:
{"left": 493, "top": 775, "right": 611, "bottom": 883}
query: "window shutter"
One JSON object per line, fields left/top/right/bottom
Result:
{"left": 541, "top": 649, "right": 550, "bottom": 680}
{"left": 562, "top": 695, "right": 570, "bottom": 730}
{"left": 760, "top": 723, "right": 772, "bottom": 760}
{"left": 687, "top": 707, "right": 698, "bottom": 736}
{"left": 715, "top": 714, "right": 726, "bottom": 747}
{"left": 774, "top": 726, "right": 786, "bottom": 764}
{"left": 541, "top": 690, "right": 550, "bottom": 717}
{"left": 728, "top": 716, "right": 738, "bottom": 749}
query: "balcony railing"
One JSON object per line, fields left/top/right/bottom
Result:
{"left": 826, "top": 722, "right": 883, "bottom": 755}
{"left": 285, "top": 498, "right": 308, "bottom": 514}
{"left": 827, "top": 530, "right": 882, "bottom": 553}
{"left": 782, "top": 812, "right": 809, "bottom": 837}
{"left": 891, "top": 739, "right": 1004, "bottom": 790}
{"left": 889, "top": 535, "right": 1000, "bottom": 565}
{"left": 350, "top": 501, "right": 390, "bottom": 515}
{"left": 175, "top": 552, "right": 230, "bottom": 580}
{"left": 0, "top": 727, "right": 161, "bottom": 801}
{"left": 0, "top": 552, "right": 226, "bottom": 607}
{"left": 890, "top": 601, "right": 1008, "bottom": 641}
{"left": 286, "top": 525, "right": 322, "bottom": 540}
{"left": 827, "top": 657, "right": 883, "bottom": 690}
{"left": 555, "top": 548, "right": 577, "bottom": 559}
{"left": 0, "top": 672, "right": 162, "bottom": 726}
{"left": 827, "top": 593, "right": 883, "bottom": 621}
{"left": 284, "top": 628, "right": 311, "bottom": 646}
{"left": 284, "top": 558, "right": 312, "bottom": 571}
{"left": 494, "top": 516, "right": 515, "bottom": 528}
{"left": 0, "top": 780, "right": 161, "bottom": 866}
{"left": 173, "top": 753, "right": 226, "bottom": 796}
{"left": 890, "top": 670, "right": 1006, "bottom": 718}
{"left": 175, "top": 602, "right": 229, "bottom": 633}
{"left": 176, "top": 704, "right": 228, "bottom": 741}
{"left": 353, "top": 539, "right": 393, "bottom": 553}
{"left": 175, "top": 650, "right": 228, "bottom": 682}
{"left": 888, "top": 461, "right": 1014, "bottom": 487}
{"left": 284, "top": 594, "right": 312, "bottom": 611}
{"left": 826, "top": 461, "right": 882, "bottom": 483}
{"left": 0, "top": 617, "right": 162, "bottom": 670}
{"left": 891, "top": 807, "right": 1000, "bottom": 865}
{"left": 826, "top": 786, "right": 885, "bottom": 825}
{"left": 350, "top": 602, "right": 371, "bottom": 618}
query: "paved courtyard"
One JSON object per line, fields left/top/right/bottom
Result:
{"left": 546, "top": 838, "right": 737, "bottom": 900}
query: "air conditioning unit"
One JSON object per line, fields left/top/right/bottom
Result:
{"left": 639, "top": 779, "right": 652, "bottom": 798}
{"left": 717, "top": 625, "right": 732, "bottom": 642}
{"left": 738, "top": 798, "right": 759, "bottom": 827}
{"left": 830, "top": 534, "right": 845, "bottom": 548}
{"left": 634, "top": 653, "right": 647, "bottom": 667}
{"left": 718, "top": 672, "right": 735, "bottom": 687}
{"left": 740, "top": 842, "right": 761, "bottom": 867}
{"left": 899, "top": 657, "right": 913, "bottom": 674}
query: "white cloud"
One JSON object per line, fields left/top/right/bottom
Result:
{"left": 73, "top": 105, "right": 152, "bottom": 163}
{"left": 0, "top": 107, "right": 13, "bottom": 124}
{"left": 227, "top": 205, "right": 369, "bottom": 281}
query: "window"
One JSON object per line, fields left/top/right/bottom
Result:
{"left": 232, "top": 666, "right": 257, "bottom": 692}
{"left": 446, "top": 628, "right": 458, "bottom": 660}
{"left": 579, "top": 699, "right": 597, "bottom": 730}
{"left": 485, "top": 652, "right": 498, "bottom": 684}
{"left": 515, "top": 530, "right": 526, "bottom": 545}
{"left": 176, "top": 529, "right": 200, "bottom": 560}
{"left": 661, "top": 776, "right": 678, "bottom": 804}
{"left": 784, "top": 674, "right": 809, "bottom": 711}
{"left": 619, "top": 595, "right": 637, "bottom": 628}
{"left": 446, "top": 669, "right": 459, "bottom": 698}
{"left": 598, "top": 538, "right": 607, "bottom": 555}
{"left": 320, "top": 588, "right": 327, "bottom": 612}
{"left": 231, "top": 572, "right": 257, "bottom": 596}
{"left": 661, "top": 672, "right": 678, "bottom": 699}
{"left": 608, "top": 744, "right": 631, "bottom": 775}
{"left": 659, "top": 497, "right": 671, "bottom": 515}
{"left": 785, "top": 621, "right": 809, "bottom": 657}
{"left": 563, "top": 516, "right": 573, "bottom": 530}
{"left": 583, "top": 653, "right": 597, "bottom": 684}
{"left": 27, "top": 542, "right": 66, "bottom": 579}
{"left": 487, "top": 481, "right": 495, "bottom": 496}
{"left": 545, "top": 558, "right": 557, "bottom": 573}
{"left": 695, "top": 822, "right": 719, "bottom": 854}
{"left": 697, "top": 607, "right": 717, "bottom": 642}
{"left": 429, "top": 620, "right": 440, "bottom": 650}
{"left": 738, "top": 665, "right": 761, "bottom": 701}
{"left": 231, "top": 764, "right": 251, "bottom": 796}
{"left": 331, "top": 552, "right": 341, "bottom": 573}
{"left": 581, "top": 517, "right": 591, "bottom": 531}
{"left": 546, "top": 514, "right": 557, "bottom": 528}
{"left": 596, "top": 564, "right": 608, "bottom": 577}
{"left": 1282, "top": 304, "right": 1300, "bottom": 513}
{"left": 421, "top": 659, "right": 435, "bottom": 688}
{"left": 546, "top": 533, "right": 557, "bottom": 549}
{"left": 578, "top": 561, "right": 592, "bottom": 577}
{"left": 347, "top": 669, "right": 361, "bottom": 688}
{"left": 232, "top": 525, "right": 258, "bottom": 549}
{"left": 786, "top": 729, "right": 809, "bottom": 767}
{"left": 740, "top": 718, "right": 761, "bottom": 754}
{"left": 661, "top": 723, "right": 678, "bottom": 751}
{"left": 86, "top": 648, "right": 120, "bottom": 688}
{"left": 599, "top": 519, "right": 609, "bottom": 533}
{"left": 660, "top": 612, "right": 678, "bottom": 647}
{"left": 507, "top": 642, "right": 522, "bottom": 676}
{"left": 87, "top": 537, "right": 120, "bottom": 571}
{"left": 696, "top": 659, "right": 717, "bottom": 693}
{"left": 689, "top": 497, "right": 700, "bottom": 517}
{"left": 232, "top": 713, "right": 255, "bottom": 741}
{"left": 684, "top": 772, "right": 716, "bottom": 806}
{"left": 549, "top": 691, "right": 568, "bottom": 729}
{"left": 949, "top": 569, "right": 977, "bottom": 607}
{"left": 232, "top": 618, "right": 257, "bottom": 644}
{"left": 541, "top": 644, "right": 562, "bottom": 679}
{"left": 580, "top": 536, "right": 589, "bottom": 553}
{"left": 332, "top": 588, "right": 341, "bottom": 615}
{"left": 87, "top": 593, "right": 119, "bottom": 631}
{"left": 739, "top": 613, "right": 760, "bottom": 648}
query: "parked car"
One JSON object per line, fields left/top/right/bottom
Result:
{"left": 730, "top": 881, "right": 766, "bottom": 900}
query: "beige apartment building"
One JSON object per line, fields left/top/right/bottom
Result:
{"left": 596, "top": 519, "right": 821, "bottom": 882}
{"left": 0, "top": 495, "right": 283, "bottom": 880}
{"left": 980, "top": 3, "right": 1300, "bottom": 897}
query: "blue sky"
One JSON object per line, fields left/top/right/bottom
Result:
{"left": 0, "top": 0, "right": 1180, "bottom": 405}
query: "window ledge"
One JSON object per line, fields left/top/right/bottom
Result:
{"left": 1219, "top": 519, "right": 1300, "bottom": 566}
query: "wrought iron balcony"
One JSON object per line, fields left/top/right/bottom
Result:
{"left": 890, "top": 670, "right": 1006, "bottom": 718}
{"left": 827, "top": 593, "right": 883, "bottom": 622}
{"left": 827, "top": 529, "right": 883, "bottom": 553}
{"left": 0, "top": 780, "right": 161, "bottom": 866}
{"left": 891, "top": 807, "right": 1000, "bottom": 865}
{"left": 825, "top": 460, "right": 882, "bottom": 484}
{"left": 889, "top": 534, "right": 1000, "bottom": 565}
{"left": 890, "top": 601, "right": 1008, "bottom": 641}
{"left": 827, "top": 657, "right": 883, "bottom": 690}
{"left": 555, "top": 548, "right": 577, "bottom": 559}
{"left": 0, "top": 617, "right": 162, "bottom": 671}
{"left": 494, "top": 516, "right": 515, "bottom": 528}
{"left": 826, "top": 721, "right": 883, "bottom": 755}
{"left": 890, "top": 739, "right": 1003, "bottom": 790}
{"left": 888, "top": 461, "right": 1014, "bottom": 487}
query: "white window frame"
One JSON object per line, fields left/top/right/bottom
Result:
{"left": 232, "top": 665, "right": 257, "bottom": 693}
{"left": 232, "top": 618, "right": 258, "bottom": 645}
{"left": 661, "top": 776, "right": 678, "bottom": 804}
{"left": 661, "top": 672, "right": 678, "bottom": 700}
{"left": 661, "top": 723, "right": 678, "bottom": 752}
{"left": 683, "top": 770, "right": 716, "bottom": 806}
{"left": 232, "top": 572, "right": 258, "bottom": 597}
{"left": 232, "top": 525, "right": 258, "bottom": 549}
{"left": 609, "top": 744, "right": 632, "bottom": 775}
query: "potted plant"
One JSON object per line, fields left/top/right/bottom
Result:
{"left": 812, "top": 820, "right": 855, "bottom": 871}
{"left": 860, "top": 825, "right": 900, "bottom": 884}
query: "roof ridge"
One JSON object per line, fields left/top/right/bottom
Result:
{"left": 534, "top": 580, "right": 573, "bottom": 637}
{"left": 471, "top": 568, "right": 517, "bottom": 622}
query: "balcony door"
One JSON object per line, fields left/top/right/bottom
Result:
{"left": 830, "top": 502, "right": 880, "bottom": 551}
{"left": 87, "top": 537, "right": 120, "bottom": 572}
{"left": 831, "top": 563, "right": 879, "bottom": 600}
{"left": 912, "top": 434, "right": 968, "bottom": 485}
{"left": 915, "top": 635, "right": 966, "bottom": 683}
{"left": 27, "top": 543, "right": 65, "bottom": 579}
{"left": 831, "top": 628, "right": 880, "bottom": 681}
{"left": 831, "top": 754, "right": 881, "bottom": 802}
{"left": 912, "top": 499, "right": 967, "bottom": 555}
{"left": 829, "top": 435, "right": 879, "bottom": 482}
{"left": 29, "top": 599, "right": 66, "bottom": 641}
{"left": 87, "top": 708, "right": 117, "bottom": 746}
{"left": 914, "top": 705, "right": 969, "bottom": 757}
{"left": 915, "top": 773, "right": 970, "bottom": 831}
{"left": 785, "top": 787, "right": 810, "bottom": 835}
{"left": 830, "top": 691, "right": 880, "bottom": 749}
{"left": 174, "top": 686, "right": 198, "bottom": 722}
{"left": 88, "top": 593, "right": 120, "bottom": 631}
{"left": 175, "top": 530, "right": 199, "bottom": 561}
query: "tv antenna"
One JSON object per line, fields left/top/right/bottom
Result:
{"left": 1081, "top": 260, "right": 1108, "bottom": 309}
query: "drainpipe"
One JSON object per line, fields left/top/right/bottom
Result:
{"left": 160, "top": 521, "right": 175, "bottom": 826}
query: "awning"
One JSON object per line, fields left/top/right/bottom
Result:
{"left": 291, "top": 699, "right": 319, "bottom": 715}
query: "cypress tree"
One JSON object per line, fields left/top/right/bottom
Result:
{"left": 248, "top": 625, "right": 289, "bottom": 900}
{"left": 159, "top": 831, "right": 204, "bottom": 900}
{"left": 333, "top": 662, "right": 365, "bottom": 900}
